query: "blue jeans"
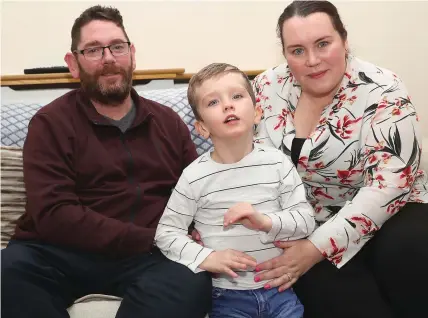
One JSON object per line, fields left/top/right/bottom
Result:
{"left": 210, "top": 286, "right": 304, "bottom": 318}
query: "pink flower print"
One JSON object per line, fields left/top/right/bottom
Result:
{"left": 322, "top": 238, "right": 346, "bottom": 265}
{"left": 399, "top": 166, "right": 415, "bottom": 189}
{"left": 314, "top": 203, "right": 323, "bottom": 214}
{"left": 314, "top": 162, "right": 325, "bottom": 169}
{"left": 274, "top": 108, "right": 288, "bottom": 130}
{"left": 382, "top": 153, "right": 392, "bottom": 164}
{"left": 387, "top": 200, "right": 406, "bottom": 214}
{"left": 348, "top": 95, "right": 357, "bottom": 104}
{"left": 298, "top": 156, "right": 309, "bottom": 169}
{"left": 392, "top": 107, "right": 401, "bottom": 116}
{"left": 375, "top": 174, "right": 386, "bottom": 189}
{"left": 313, "top": 187, "right": 334, "bottom": 200}
{"left": 349, "top": 216, "right": 378, "bottom": 235}
{"left": 368, "top": 155, "right": 378, "bottom": 165}
{"left": 337, "top": 168, "right": 362, "bottom": 184}
{"left": 373, "top": 141, "right": 385, "bottom": 151}
{"left": 335, "top": 115, "right": 362, "bottom": 139}
{"left": 277, "top": 75, "right": 285, "bottom": 84}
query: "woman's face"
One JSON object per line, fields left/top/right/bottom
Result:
{"left": 281, "top": 12, "right": 348, "bottom": 98}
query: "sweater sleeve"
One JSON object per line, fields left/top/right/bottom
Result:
{"left": 155, "top": 174, "right": 214, "bottom": 272}
{"left": 260, "top": 155, "right": 316, "bottom": 243}
{"left": 23, "top": 114, "right": 155, "bottom": 257}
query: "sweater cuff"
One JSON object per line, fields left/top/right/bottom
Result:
{"left": 259, "top": 213, "right": 281, "bottom": 244}
{"left": 189, "top": 247, "right": 215, "bottom": 273}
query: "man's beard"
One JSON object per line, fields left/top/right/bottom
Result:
{"left": 78, "top": 60, "right": 133, "bottom": 106}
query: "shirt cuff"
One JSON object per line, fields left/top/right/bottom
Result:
{"left": 308, "top": 214, "right": 361, "bottom": 268}
{"left": 259, "top": 213, "right": 281, "bottom": 244}
{"left": 188, "top": 247, "right": 215, "bottom": 273}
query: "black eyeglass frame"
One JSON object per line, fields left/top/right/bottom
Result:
{"left": 73, "top": 41, "right": 131, "bottom": 60}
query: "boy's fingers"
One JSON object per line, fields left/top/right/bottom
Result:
{"left": 234, "top": 257, "right": 256, "bottom": 268}
{"left": 224, "top": 267, "right": 238, "bottom": 278}
{"left": 235, "top": 251, "right": 257, "bottom": 263}
{"left": 229, "top": 261, "right": 247, "bottom": 270}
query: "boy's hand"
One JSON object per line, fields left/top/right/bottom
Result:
{"left": 199, "top": 249, "right": 257, "bottom": 278}
{"left": 224, "top": 202, "right": 272, "bottom": 232}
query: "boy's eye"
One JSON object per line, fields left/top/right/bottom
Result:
{"left": 207, "top": 100, "right": 218, "bottom": 107}
{"left": 233, "top": 94, "right": 243, "bottom": 100}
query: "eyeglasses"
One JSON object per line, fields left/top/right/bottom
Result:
{"left": 74, "top": 42, "right": 131, "bottom": 61}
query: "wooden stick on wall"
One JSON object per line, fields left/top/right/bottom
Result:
{"left": 0, "top": 68, "right": 264, "bottom": 86}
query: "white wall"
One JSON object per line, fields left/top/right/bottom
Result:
{"left": 1, "top": 0, "right": 428, "bottom": 135}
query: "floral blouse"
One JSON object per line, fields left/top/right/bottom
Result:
{"left": 253, "top": 55, "right": 428, "bottom": 268}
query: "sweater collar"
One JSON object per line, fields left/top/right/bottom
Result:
{"left": 76, "top": 88, "right": 153, "bottom": 127}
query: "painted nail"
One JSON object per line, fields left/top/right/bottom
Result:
{"left": 264, "top": 284, "right": 271, "bottom": 289}
{"left": 255, "top": 267, "right": 261, "bottom": 272}
{"left": 254, "top": 276, "right": 260, "bottom": 282}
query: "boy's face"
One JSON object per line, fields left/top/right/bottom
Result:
{"left": 195, "top": 73, "right": 262, "bottom": 141}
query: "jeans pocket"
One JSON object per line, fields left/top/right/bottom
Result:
{"left": 212, "top": 287, "right": 226, "bottom": 299}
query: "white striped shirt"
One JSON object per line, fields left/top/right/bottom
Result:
{"left": 155, "top": 144, "right": 315, "bottom": 289}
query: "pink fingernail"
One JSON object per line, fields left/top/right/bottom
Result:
{"left": 254, "top": 276, "right": 260, "bottom": 282}
{"left": 264, "top": 284, "right": 271, "bottom": 289}
{"left": 255, "top": 267, "right": 261, "bottom": 272}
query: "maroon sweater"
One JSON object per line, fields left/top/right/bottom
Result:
{"left": 14, "top": 88, "right": 198, "bottom": 258}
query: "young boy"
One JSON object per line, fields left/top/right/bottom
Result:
{"left": 155, "top": 63, "right": 315, "bottom": 318}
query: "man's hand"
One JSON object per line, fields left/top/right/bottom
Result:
{"left": 224, "top": 202, "right": 272, "bottom": 232}
{"left": 199, "top": 249, "right": 257, "bottom": 278}
{"left": 254, "top": 239, "right": 324, "bottom": 291}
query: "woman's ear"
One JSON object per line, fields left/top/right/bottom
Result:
{"left": 344, "top": 39, "right": 350, "bottom": 56}
{"left": 195, "top": 120, "right": 210, "bottom": 139}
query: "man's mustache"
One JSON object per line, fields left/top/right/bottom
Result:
{"left": 99, "top": 65, "right": 123, "bottom": 76}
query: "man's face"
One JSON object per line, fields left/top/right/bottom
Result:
{"left": 73, "top": 20, "right": 136, "bottom": 105}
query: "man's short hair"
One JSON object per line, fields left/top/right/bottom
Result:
{"left": 71, "top": 5, "right": 130, "bottom": 51}
{"left": 187, "top": 63, "right": 256, "bottom": 121}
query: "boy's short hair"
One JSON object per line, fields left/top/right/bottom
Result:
{"left": 187, "top": 63, "right": 256, "bottom": 121}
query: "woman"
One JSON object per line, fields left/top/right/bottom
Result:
{"left": 251, "top": 1, "right": 428, "bottom": 317}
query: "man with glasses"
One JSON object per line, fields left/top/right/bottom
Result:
{"left": 1, "top": 5, "right": 211, "bottom": 318}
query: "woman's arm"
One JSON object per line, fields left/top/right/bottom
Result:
{"left": 254, "top": 76, "right": 422, "bottom": 291}
{"left": 308, "top": 77, "right": 422, "bottom": 267}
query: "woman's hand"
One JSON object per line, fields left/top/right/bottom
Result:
{"left": 254, "top": 239, "right": 324, "bottom": 292}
